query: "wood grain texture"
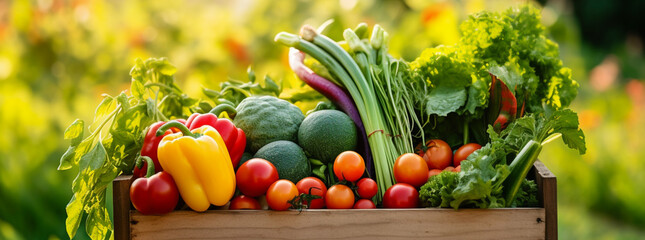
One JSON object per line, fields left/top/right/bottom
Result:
{"left": 534, "top": 161, "right": 557, "bottom": 240}
{"left": 131, "top": 208, "right": 545, "bottom": 240}
{"left": 113, "top": 175, "right": 134, "bottom": 240}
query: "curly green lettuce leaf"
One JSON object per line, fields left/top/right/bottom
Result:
{"left": 410, "top": 46, "right": 487, "bottom": 117}
{"left": 419, "top": 171, "right": 459, "bottom": 208}
{"left": 459, "top": 5, "right": 579, "bottom": 112}
{"left": 450, "top": 142, "right": 510, "bottom": 209}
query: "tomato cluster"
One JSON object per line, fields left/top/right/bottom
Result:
{"left": 230, "top": 151, "right": 378, "bottom": 210}
{"left": 327, "top": 151, "right": 377, "bottom": 209}
{"left": 381, "top": 140, "right": 483, "bottom": 208}
{"left": 416, "top": 140, "right": 482, "bottom": 177}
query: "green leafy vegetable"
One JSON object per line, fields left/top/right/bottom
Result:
{"left": 419, "top": 171, "right": 459, "bottom": 208}
{"left": 58, "top": 58, "right": 195, "bottom": 240}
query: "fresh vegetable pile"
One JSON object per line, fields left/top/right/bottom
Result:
{"left": 59, "top": 5, "right": 585, "bottom": 240}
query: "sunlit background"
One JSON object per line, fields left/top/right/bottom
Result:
{"left": 0, "top": 0, "right": 644, "bottom": 239}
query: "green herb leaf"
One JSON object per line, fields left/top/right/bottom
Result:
{"left": 180, "top": 94, "right": 198, "bottom": 107}
{"left": 312, "top": 164, "right": 327, "bottom": 181}
{"left": 116, "top": 92, "right": 130, "bottom": 110}
{"left": 58, "top": 146, "right": 76, "bottom": 170}
{"left": 146, "top": 98, "right": 156, "bottom": 119}
{"left": 263, "top": 75, "right": 281, "bottom": 96}
{"left": 85, "top": 197, "right": 111, "bottom": 240}
{"left": 64, "top": 119, "right": 85, "bottom": 146}
{"left": 64, "top": 195, "right": 83, "bottom": 239}
{"left": 79, "top": 142, "right": 107, "bottom": 171}
{"left": 131, "top": 79, "right": 146, "bottom": 99}
{"left": 93, "top": 96, "right": 115, "bottom": 125}
{"left": 309, "top": 158, "right": 324, "bottom": 166}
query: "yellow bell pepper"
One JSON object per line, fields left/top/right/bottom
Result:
{"left": 155, "top": 121, "right": 236, "bottom": 212}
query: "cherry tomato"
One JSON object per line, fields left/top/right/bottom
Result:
{"left": 333, "top": 151, "right": 365, "bottom": 182}
{"left": 325, "top": 184, "right": 355, "bottom": 209}
{"left": 428, "top": 169, "right": 443, "bottom": 178}
{"left": 454, "top": 165, "right": 461, "bottom": 172}
{"left": 356, "top": 178, "right": 378, "bottom": 199}
{"left": 453, "top": 143, "right": 482, "bottom": 167}
{"left": 236, "top": 158, "right": 279, "bottom": 197}
{"left": 416, "top": 139, "right": 453, "bottom": 170}
{"left": 383, "top": 183, "right": 419, "bottom": 208}
{"left": 353, "top": 199, "right": 376, "bottom": 209}
{"left": 393, "top": 153, "right": 429, "bottom": 187}
{"left": 229, "top": 195, "right": 261, "bottom": 210}
{"left": 444, "top": 166, "right": 455, "bottom": 172}
{"left": 296, "top": 177, "right": 327, "bottom": 209}
{"left": 266, "top": 179, "right": 299, "bottom": 211}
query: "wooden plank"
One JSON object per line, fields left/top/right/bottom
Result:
{"left": 113, "top": 175, "right": 134, "bottom": 240}
{"left": 131, "top": 208, "right": 545, "bottom": 240}
{"left": 534, "top": 161, "right": 557, "bottom": 240}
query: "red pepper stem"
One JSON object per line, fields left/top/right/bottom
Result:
{"left": 209, "top": 103, "right": 237, "bottom": 117}
{"left": 136, "top": 156, "right": 156, "bottom": 178}
{"left": 156, "top": 121, "right": 200, "bottom": 138}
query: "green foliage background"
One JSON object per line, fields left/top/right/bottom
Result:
{"left": 0, "top": 0, "right": 643, "bottom": 239}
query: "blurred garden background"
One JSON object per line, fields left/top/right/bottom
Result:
{"left": 0, "top": 0, "right": 644, "bottom": 239}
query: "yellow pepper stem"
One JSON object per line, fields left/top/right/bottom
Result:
{"left": 156, "top": 121, "right": 202, "bottom": 138}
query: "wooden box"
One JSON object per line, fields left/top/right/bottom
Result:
{"left": 113, "top": 161, "right": 557, "bottom": 240}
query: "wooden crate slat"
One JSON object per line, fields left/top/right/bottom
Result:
{"left": 112, "top": 162, "right": 557, "bottom": 240}
{"left": 534, "top": 160, "right": 557, "bottom": 240}
{"left": 113, "top": 175, "right": 133, "bottom": 240}
{"left": 130, "top": 208, "right": 545, "bottom": 240}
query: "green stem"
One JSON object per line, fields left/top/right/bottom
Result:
{"left": 145, "top": 82, "right": 182, "bottom": 95}
{"left": 463, "top": 120, "right": 470, "bottom": 145}
{"left": 157, "top": 121, "right": 200, "bottom": 138}
{"left": 136, "top": 156, "right": 156, "bottom": 178}
{"left": 209, "top": 103, "right": 237, "bottom": 117}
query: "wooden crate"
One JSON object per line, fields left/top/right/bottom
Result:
{"left": 113, "top": 161, "right": 557, "bottom": 240}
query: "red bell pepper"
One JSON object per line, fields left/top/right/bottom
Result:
{"left": 487, "top": 73, "right": 517, "bottom": 131}
{"left": 129, "top": 156, "right": 179, "bottom": 215}
{"left": 133, "top": 120, "right": 186, "bottom": 178}
{"left": 185, "top": 113, "right": 246, "bottom": 168}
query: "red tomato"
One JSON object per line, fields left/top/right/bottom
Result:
{"left": 333, "top": 151, "right": 365, "bottom": 182}
{"left": 428, "top": 169, "right": 443, "bottom": 178}
{"left": 443, "top": 166, "right": 455, "bottom": 172}
{"left": 296, "top": 177, "right": 327, "bottom": 209}
{"left": 236, "top": 158, "right": 279, "bottom": 197}
{"left": 229, "top": 195, "right": 261, "bottom": 210}
{"left": 356, "top": 178, "right": 378, "bottom": 199}
{"left": 383, "top": 183, "right": 419, "bottom": 208}
{"left": 393, "top": 153, "right": 429, "bottom": 187}
{"left": 416, "top": 139, "right": 453, "bottom": 170}
{"left": 325, "top": 184, "right": 355, "bottom": 209}
{"left": 454, "top": 165, "right": 461, "bottom": 172}
{"left": 353, "top": 199, "right": 376, "bottom": 209}
{"left": 266, "top": 179, "right": 299, "bottom": 211}
{"left": 453, "top": 143, "right": 482, "bottom": 167}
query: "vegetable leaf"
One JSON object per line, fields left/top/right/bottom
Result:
{"left": 419, "top": 171, "right": 459, "bottom": 207}
{"left": 65, "top": 195, "right": 83, "bottom": 239}
{"left": 425, "top": 86, "right": 467, "bottom": 116}
{"left": 538, "top": 109, "right": 586, "bottom": 154}
{"left": 64, "top": 119, "right": 85, "bottom": 146}
{"left": 131, "top": 79, "right": 146, "bottom": 99}
{"left": 450, "top": 142, "right": 510, "bottom": 208}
